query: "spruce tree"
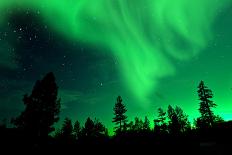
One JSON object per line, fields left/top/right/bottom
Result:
{"left": 112, "top": 96, "right": 127, "bottom": 133}
{"left": 197, "top": 80, "right": 216, "bottom": 128}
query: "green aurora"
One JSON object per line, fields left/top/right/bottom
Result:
{"left": 0, "top": 0, "right": 232, "bottom": 134}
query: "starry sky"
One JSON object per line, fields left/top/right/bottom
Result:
{"left": 0, "top": 1, "right": 232, "bottom": 133}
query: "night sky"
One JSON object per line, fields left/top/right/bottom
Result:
{"left": 0, "top": 1, "right": 232, "bottom": 134}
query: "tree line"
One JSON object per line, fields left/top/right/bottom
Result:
{"left": 1, "top": 72, "right": 232, "bottom": 149}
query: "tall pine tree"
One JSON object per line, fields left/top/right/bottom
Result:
{"left": 197, "top": 80, "right": 216, "bottom": 128}
{"left": 112, "top": 96, "right": 127, "bottom": 133}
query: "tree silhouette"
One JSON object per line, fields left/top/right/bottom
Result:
{"left": 60, "top": 117, "right": 73, "bottom": 141}
{"left": 133, "top": 117, "right": 143, "bottom": 132}
{"left": 154, "top": 108, "right": 167, "bottom": 134}
{"left": 112, "top": 96, "right": 127, "bottom": 133}
{"left": 82, "top": 117, "right": 107, "bottom": 139}
{"left": 73, "top": 120, "right": 81, "bottom": 140}
{"left": 94, "top": 119, "right": 108, "bottom": 137}
{"left": 167, "top": 105, "right": 179, "bottom": 134}
{"left": 214, "top": 115, "right": 224, "bottom": 123}
{"left": 83, "top": 117, "right": 95, "bottom": 137}
{"left": 12, "top": 72, "right": 60, "bottom": 140}
{"left": 197, "top": 80, "right": 217, "bottom": 128}
{"left": 167, "top": 105, "right": 190, "bottom": 135}
{"left": 143, "top": 116, "right": 150, "bottom": 131}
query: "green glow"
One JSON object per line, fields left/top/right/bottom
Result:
{"left": 0, "top": 0, "right": 230, "bottom": 107}
{"left": 0, "top": 41, "right": 17, "bottom": 69}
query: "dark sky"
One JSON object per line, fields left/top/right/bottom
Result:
{"left": 0, "top": 1, "right": 232, "bottom": 134}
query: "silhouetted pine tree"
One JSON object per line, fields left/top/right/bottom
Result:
{"left": 143, "top": 116, "right": 150, "bottom": 131}
{"left": 12, "top": 72, "right": 60, "bottom": 140}
{"left": 112, "top": 96, "right": 127, "bottom": 133}
{"left": 73, "top": 120, "right": 81, "bottom": 140}
{"left": 61, "top": 117, "right": 73, "bottom": 141}
{"left": 83, "top": 117, "right": 95, "bottom": 137}
{"left": 154, "top": 108, "right": 167, "bottom": 134}
{"left": 197, "top": 80, "right": 217, "bottom": 128}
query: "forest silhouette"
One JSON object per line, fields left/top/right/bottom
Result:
{"left": 0, "top": 72, "right": 232, "bottom": 153}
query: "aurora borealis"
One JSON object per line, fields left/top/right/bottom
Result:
{"left": 0, "top": 1, "right": 232, "bottom": 133}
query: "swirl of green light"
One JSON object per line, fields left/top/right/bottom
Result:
{"left": 0, "top": 0, "right": 229, "bottom": 106}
